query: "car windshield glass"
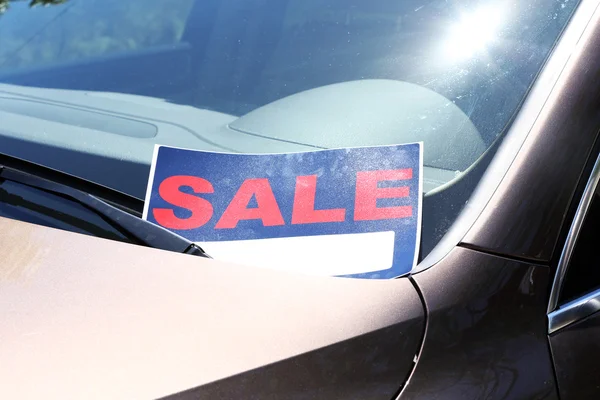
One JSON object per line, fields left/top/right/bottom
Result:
{"left": 0, "top": 0, "right": 581, "bottom": 261}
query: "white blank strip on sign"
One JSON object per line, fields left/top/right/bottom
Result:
{"left": 198, "top": 231, "right": 395, "bottom": 276}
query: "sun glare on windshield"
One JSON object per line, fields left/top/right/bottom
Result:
{"left": 444, "top": 3, "right": 506, "bottom": 61}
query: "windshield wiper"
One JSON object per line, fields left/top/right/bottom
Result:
{"left": 0, "top": 155, "right": 209, "bottom": 258}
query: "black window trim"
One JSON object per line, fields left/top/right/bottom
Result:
{"left": 548, "top": 152, "right": 600, "bottom": 333}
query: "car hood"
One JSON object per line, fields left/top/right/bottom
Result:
{"left": 0, "top": 215, "right": 425, "bottom": 399}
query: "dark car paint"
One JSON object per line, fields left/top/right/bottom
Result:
{"left": 404, "top": 248, "right": 556, "bottom": 399}
{"left": 163, "top": 313, "right": 424, "bottom": 400}
{"left": 163, "top": 247, "right": 557, "bottom": 400}
{"left": 550, "top": 313, "right": 600, "bottom": 399}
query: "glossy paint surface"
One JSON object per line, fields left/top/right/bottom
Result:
{"left": 402, "top": 247, "right": 556, "bottom": 399}
{"left": 550, "top": 312, "right": 600, "bottom": 399}
{"left": 0, "top": 216, "right": 424, "bottom": 399}
{"left": 166, "top": 323, "right": 423, "bottom": 400}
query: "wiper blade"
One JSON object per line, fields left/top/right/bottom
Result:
{"left": 0, "top": 150, "right": 143, "bottom": 216}
{"left": 0, "top": 162, "right": 209, "bottom": 258}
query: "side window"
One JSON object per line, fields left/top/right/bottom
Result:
{"left": 0, "top": 0, "right": 195, "bottom": 70}
{"left": 558, "top": 188, "right": 600, "bottom": 304}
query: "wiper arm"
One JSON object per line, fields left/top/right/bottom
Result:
{"left": 0, "top": 161, "right": 209, "bottom": 258}
{"left": 0, "top": 151, "right": 143, "bottom": 216}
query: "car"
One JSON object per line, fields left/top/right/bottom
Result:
{"left": 0, "top": 0, "right": 599, "bottom": 398}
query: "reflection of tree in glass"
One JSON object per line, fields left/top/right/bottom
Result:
{"left": 0, "top": 0, "right": 67, "bottom": 14}
{"left": 0, "top": 0, "right": 194, "bottom": 69}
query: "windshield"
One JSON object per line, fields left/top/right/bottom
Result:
{"left": 0, "top": 0, "right": 581, "bottom": 260}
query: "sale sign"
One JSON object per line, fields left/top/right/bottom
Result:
{"left": 143, "top": 143, "right": 423, "bottom": 279}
